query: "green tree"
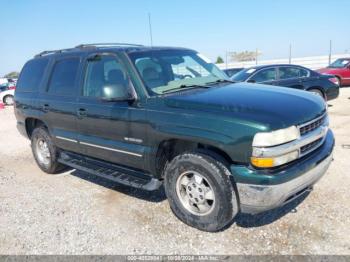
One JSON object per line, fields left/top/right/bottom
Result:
{"left": 216, "top": 56, "right": 224, "bottom": 64}
{"left": 4, "top": 71, "right": 19, "bottom": 79}
{"left": 230, "top": 50, "right": 262, "bottom": 62}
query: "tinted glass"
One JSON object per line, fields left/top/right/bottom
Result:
{"left": 83, "top": 55, "right": 129, "bottom": 99}
{"left": 224, "top": 68, "right": 243, "bottom": 77}
{"left": 48, "top": 58, "right": 79, "bottom": 96}
{"left": 279, "top": 67, "right": 309, "bottom": 79}
{"left": 329, "top": 58, "right": 350, "bottom": 68}
{"left": 231, "top": 67, "right": 258, "bottom": 82}
{"left": 128, "top": 50, "right": 228, "bottom": 95}
{"left": 17, "top": 58, "right": 49, "bottom": 92}
{"left": 250, "top": 68, "right": 277, "bottom": 82}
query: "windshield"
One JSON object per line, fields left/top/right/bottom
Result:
{"left": 128, "top": 49, "right": 228, "bottom": 95}
{"left": 231, "top": 68, "right": 257, "bottom": 82}
{"left": 328, "top": 58, "right": 350, "bottom": 68}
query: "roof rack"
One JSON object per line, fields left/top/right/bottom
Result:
{"left": 34, "top": 43, "right": 144, "bottom": 58}
{"left": 75, "top": 43, "right": 144, "bottom": 48}
{"left": 34, "top": 47, "right": 78, "bottom": 58}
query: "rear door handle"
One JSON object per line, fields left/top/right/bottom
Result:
{"left": 77, "top": 108, "right": 87, "bottom": 118}
{"left": 42, "top": 104, "right": 50, "bottom": 112}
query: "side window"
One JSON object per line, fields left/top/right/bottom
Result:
{"left": 279, "top": 67, "right": 309, "bottom": 80}
{"left": 17, "top": 58, "right": 49, "bottom": 92}
{"left": 250, "top": 68, "right": 277, "bottom": 83}
{"left": 48, "top": 58, "right": 80, "bottom": 96}
{"left": 83, "top": 55, "right": 129, "bottom": 99}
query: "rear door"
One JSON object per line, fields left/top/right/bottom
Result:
{"left": 76, "top": 53, "right": 145, "bottom": 170}
{"left": 39, "top": 56, "right": 82, "bottom": 153}
{"left": 277, "top": 66, "right": 311, "bottom": 90}
{"left": 247, "top": 67, "right": 278, "bottom": 85}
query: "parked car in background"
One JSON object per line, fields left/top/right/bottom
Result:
{"left": 14, "top": 44, "right": 334, "bottom": 231}
{"left": 317, "top": 58, "right": 350, "bottom": 86}
{"left": 0, "top": 84, "right": 9, "bottom": 92}
{"left": 0, "top": 87, "right": 15, "bottom": 105}
{"left": 223, "top": 67, "right": 244, "bottom": 77}
{"left": 231, "top": 64, "right": 339, "bottom": 101}
{"left": 0, "top": 78, "right": 8, "bottom": 85}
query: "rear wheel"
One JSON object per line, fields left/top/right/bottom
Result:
{"left": 164, "top": 152, "right": 238, "bottom": 232}
{"left": 3, "top": 95, "right": 14, "bottom": 105}
{"left": 31, "top": 126, "right": 64, "bottom": 174}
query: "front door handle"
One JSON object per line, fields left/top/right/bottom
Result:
{"left": 42, "top": 104, "right": 50, "bottom": 112}
{"left": 77, "top": 108, "right": 87, "bottom": 118}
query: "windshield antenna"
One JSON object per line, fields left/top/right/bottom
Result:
{"left": 148, "top": 12, "right": 153, "bottom": 47}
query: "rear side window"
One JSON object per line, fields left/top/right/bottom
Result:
{"left": 279, "top": 67, "right": 309, "bottom": 80}
{"left": 48, "top": 58, "right": 80, "bottom": 96}
{"left": 17, "top": 58, "right": 49, "bottom": 92}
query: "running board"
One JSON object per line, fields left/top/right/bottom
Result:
{"left": 58, "top": 151, "right": 162, "bottom": 191}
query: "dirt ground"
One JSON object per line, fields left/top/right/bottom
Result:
{"left": 0, "top": 88, "right": 349, "bottom": 255}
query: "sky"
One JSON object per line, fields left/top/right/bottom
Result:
{"left": 1, "top": 0, "right": 350, "bottom": 76}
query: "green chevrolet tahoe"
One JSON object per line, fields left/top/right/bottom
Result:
{"left": 14, "top": 44, "right": 334, "bottom": 231}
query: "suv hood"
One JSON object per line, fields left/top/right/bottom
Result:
{"left": 164, "top": 83, "right": 326, "bottom": 131}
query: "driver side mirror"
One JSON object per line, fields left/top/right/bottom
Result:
{"left": 101, "top": 81, "right": 136, "bottom": 103}
{"left": 247, "top": 79, "right": 256, "bottom": 83}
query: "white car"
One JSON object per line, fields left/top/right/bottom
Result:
{"left": 0, "top": 89, "right": 15, "bottom": 105}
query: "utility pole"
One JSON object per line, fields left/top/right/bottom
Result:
{"left": 255, "top": 48, "right": 258, "bottom": 65}
{"left": 328, "top": 40, "right": 332, "bottom": 65}
{"left": 148, "top": 13, "right": 153, "bottom": 47}
{"left": 289, "top": 44, "right": 292, "bottom": 64}
{"left": 225, "top": 51, "right": 228, "bottom": 69}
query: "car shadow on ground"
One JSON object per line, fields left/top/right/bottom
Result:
{"left": 68, "top": 169, "right": 167, "bottom": 203}
{"left": 234, "top": 192, "right": 310, "bottom": 228}
{"left": 66, "top": 167, "right": 310, "bottom": 229}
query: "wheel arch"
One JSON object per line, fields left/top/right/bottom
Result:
{"left": 25, "top": 118, "right": 48, "bottom": 138}
{"left": 307, "top": 86, "right": 326, "bottom": 98}
{"left": 154, "top": 138, "right": 234, "bottom": 178}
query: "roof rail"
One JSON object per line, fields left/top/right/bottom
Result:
{"left": 34, "top": 43, "right": 144, "bottom": 58}
{"left": 34, "top": 47, "right": 77, "bottom": 58}
{"left": 75, "top": 43, "right": 144, "bottom": 48}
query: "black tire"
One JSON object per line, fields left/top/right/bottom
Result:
{"left": 31, "top": 126, "right": 64, "bottom": 174}
{"left": 308, "top": 88, "right": 325, "bottom": 100}
{"left": 164, "top": 152, "right": 238, "bottom": 232}
{"left": 3, "top": 95, "right": 14, "bottom": 105}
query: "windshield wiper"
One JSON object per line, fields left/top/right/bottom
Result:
{"left": 205, "top": 79, "right": 236, "bottom": 85}
{"left": 162, "top": 84, "right": 210, "bottom": 94}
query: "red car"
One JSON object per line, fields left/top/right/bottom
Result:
{"left": 318, "top": 58, "right": 350, "bottom": 86}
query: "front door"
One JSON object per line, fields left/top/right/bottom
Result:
{"left": 76, "top": 53, "right": 145, "bottom": 170}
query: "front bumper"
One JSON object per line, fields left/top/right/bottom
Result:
{"left": 230, "top": 129, "right": 334, "bottom": 214}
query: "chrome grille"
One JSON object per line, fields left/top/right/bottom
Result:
{"left": 299, "top": 114, "right": 326, "bottom": 136}
{"left": 300, "top": 138, "right": 323, "bottom": 154}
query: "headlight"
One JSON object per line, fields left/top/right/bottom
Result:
{"left": 251, "top": 126, "right": 301, "bottom": 168}
{"left": 251, "top": 150, "right": 299, "bottom": 168}
{"left": 252, "top": 126, "right": 300, "bottom": 147}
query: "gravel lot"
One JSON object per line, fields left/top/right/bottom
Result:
{"left": 1, "top": 88, "right": 350, "bottom": 255}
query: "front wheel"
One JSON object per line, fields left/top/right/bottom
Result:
{"left": 164, "top": 152, "right": 238, "bottom": 232}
